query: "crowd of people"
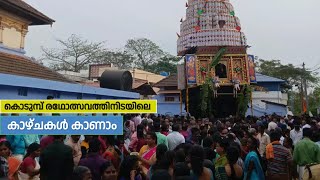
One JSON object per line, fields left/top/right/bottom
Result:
{"left": 0, "top": 113, "right": 320, "bottom": 180}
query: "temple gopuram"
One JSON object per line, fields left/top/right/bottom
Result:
{"left": 178, "top": 0, "right": 256, "bottom": 118}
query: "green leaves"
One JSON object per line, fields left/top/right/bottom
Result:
{"left": 234, "top": 67, "right": 242, "bottom": 73}
{"left": 256, "top": 59, "right": 319, "bottom": 90}
{"left": 236, "top": 85, "right": 252, "bottom": 117}
{"left": 230, "top": 11, "right": 235, "bottom": 16}
{"left": 197, "top": 9, "right": 204, "bottom": 15}
{"left": 199, "top": 83, "right": 214, "bottom": 118}
{"left": 148, "top": 56, "right": 181, "bottom": 74}
{"left": 210, "top": 47, "right": 227, "bottom": 69}
{"left": 125, "top": 38, "right": 165, "bottom": 71}
{"left": 200, "top": 66, "right": 207, "bottom": 72}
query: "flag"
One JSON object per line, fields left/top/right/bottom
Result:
{"left": 302, "top": 99, "right": 307, "bottom": 113}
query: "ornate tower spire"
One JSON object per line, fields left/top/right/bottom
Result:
{"left": 177, "top": 0, "right": 247, "bottom": 55}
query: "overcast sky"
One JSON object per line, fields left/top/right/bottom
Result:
{"left": 24, "top": 0, "right": 320, "bottom": 71}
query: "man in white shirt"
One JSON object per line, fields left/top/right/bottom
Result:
{"left": 167, "top": 124, "right": 185, "bottom": 150}
{"left": 290, "top": 121, "right": 303, "bottom": 146}
{"left": 257, "top": 125, "right": 270, "bottom": 157}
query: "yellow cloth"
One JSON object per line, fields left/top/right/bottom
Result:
{"left": 81, "top": 141, "right": 89, "bottom": 150}
{"left": 139, "top": 145, "right": 148, "bottom": 157}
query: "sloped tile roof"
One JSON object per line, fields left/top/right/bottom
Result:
{"left": 0, "top": 0, "right": 54, "bottom": 25}
{"left": 153, "top": 74, "right": 177, "bottom": 87}
{"left": 0, "top": 51, "right": 73, "bottom": 83}
{"left": 130, "top": 69, "right": 165, "bottom": 84}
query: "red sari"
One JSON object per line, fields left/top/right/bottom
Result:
{"left": 140, "top": 146, "right": 156, "bottom": 169}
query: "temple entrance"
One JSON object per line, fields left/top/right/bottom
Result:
{"left": 213, "top": 94, "right": 237, "bottom": 118}
{"left": 183, "top": 86, "right": 238, "bottom": 118}
{"left": 213, "top": 86, "right": 237, "bottom": 118}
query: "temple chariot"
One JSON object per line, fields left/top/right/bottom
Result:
{"left": 178, "top": 0, "right": 256, "bottom": 118}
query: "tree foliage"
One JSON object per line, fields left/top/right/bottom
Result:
{"left": 95, "top": 50, "right": 134, "bottom": 70}
{"left": 42, "top": 34, "right": 105, "bottom": 72}
{"left": 256, "top": 60, "right": 319, "bottom": 90}
{"left": 290, "top": 87, "right": 320, "bottom": 115}
{"left": 42, "top": 35, "right": 179, "bottom": 74}
{"left": 307, "top": 86, "right": 320, "bottom": 115}
{"left": 149, "top": 56, "right": 181, "bottom": 74}
{"left": 257, "top": 59, "right": 319, "bottom": 115}
{"left": 125, "top": 38, "right": 165, "bottom": 71}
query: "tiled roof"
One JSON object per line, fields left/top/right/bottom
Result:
{"left": 132, "top": 79, "right": 148, "bottom": 89}
{"left": 0, "top": 0, "right": 55, "bottom": 25}
{"left": 80, "top": 81, "right": 100, "bottom": 88}
{"left": 0, "top": 51, "right": 73, "bottom": 83}
{"left": 130, "top": 69, "right": 165, "bottom": 84}
{"left": 153, "top": 74, "right": 178, "bottom": 87}
{"left": 256, "top": 73, "right": 285, "bottom": 83}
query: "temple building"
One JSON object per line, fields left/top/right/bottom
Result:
{"left": 177, "top": 0, "right": 287, "bottom": 117}
{"left": 0, "top": 0, "right": 139, "bottom": 101}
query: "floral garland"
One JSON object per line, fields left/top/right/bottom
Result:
{"left": 236, "top": 84, "right": 252, "bottom": 117}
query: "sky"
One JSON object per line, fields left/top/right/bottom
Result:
{"left": 24, "top": 0, "right": 320, "bottom": 72}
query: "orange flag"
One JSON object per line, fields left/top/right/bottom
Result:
{"left": 302, "top": 99, "right": 307, "bottom": 113}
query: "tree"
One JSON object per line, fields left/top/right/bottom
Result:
{"left": 42, "top": 34, "right": 105, "bottom": 72}
{"left": 125, "top": 38, "right": 165, "bottom": 70}
{"left": 95, "top": 50, "right": 134, "bottom": 69}
{"left": 256, "top": 60, "right": 319, "bottom": 90}
{"left": 257, "top": 59, "right": 319, "bottom": 115}
{"left": 308, "top": 86, "right": 320, "bottom": 115}
{"left": 148, "top": 55, "right": 181, "bottom": 74}
{"left": 290, "top": 87, "right": 320, "bottom": 115}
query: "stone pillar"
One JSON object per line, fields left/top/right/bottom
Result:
{"left": 20, "top": 27, "right": 28, "bottom": 49}
{"left": 0, "top": 23, "right": 3, "bottom": 44}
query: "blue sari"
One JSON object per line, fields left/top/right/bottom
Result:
{"left": 243, "top": 151, "right": 265, "bottom": 180}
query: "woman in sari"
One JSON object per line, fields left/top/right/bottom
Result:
{"left": 243, "top": 136, "right": 265, "bottom": 180}
{"left": 103, "top": 136, "right": 121, "bottom": 171}
{"left": 215, "top": 137, "right": 229, "bottom": 169}
{"left": 138, "top": 132, "right": 157, "bottom": 173}
{"left": 129, "top": 124, "right": 146, "bottom": 152}
{"left": 0, "top": 141, "right": 21, "bottom": 180}
{"left": 18, "top": 143, "right": 41, "bottom": 180}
